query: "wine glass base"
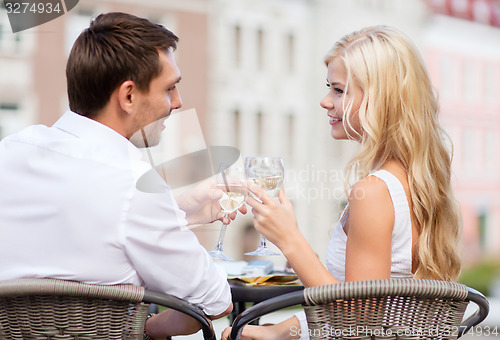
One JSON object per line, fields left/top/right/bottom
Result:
{"left": 244, "top": 248, "right": 280, "bottom": 256}
{"left": 209, "top": 250, "right": 234, "bottom": 261}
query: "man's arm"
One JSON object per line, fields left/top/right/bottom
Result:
{"left": 145, "top": 303, "right": 233, "bottom": 339}
{"left": 122, "top": 183, "right": 233, "bottom": 318}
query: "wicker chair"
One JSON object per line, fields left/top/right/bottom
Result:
{"left": 229, "top": 279, "right": 489, "bottom": 340}
{"left": 0, "top": 278, "right": 216, "bottom": 340}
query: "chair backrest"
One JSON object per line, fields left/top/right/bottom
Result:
{"left": 303, "top": 279, "right": 474, "bottom": 339}
{"left": 229, "top": 279, "right": 490, "bottom": 340}
{"left": 0, "top": 278, "right": 216, "bottom": 340}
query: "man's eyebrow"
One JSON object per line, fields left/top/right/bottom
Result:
{"left": 166, "top": 76, "right": 181, "bottom": 88}
{"left": 169, "top": 76, "right": 181, "bottom": 86}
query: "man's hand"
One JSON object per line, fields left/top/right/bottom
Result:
{"left": 175, "top": 177, "right": 247, "bottom": 225}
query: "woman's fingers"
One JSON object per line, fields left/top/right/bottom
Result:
{"left": 245, "top": 194, "right": 262, "bottom": 209}
{"left": 246, "top": 181, "right": 274, "bottom": 205}
{"left": 277, "top": 188, "right": 292, "bottom": 210}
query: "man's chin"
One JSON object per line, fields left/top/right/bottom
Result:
{"left": 129, "top": 129, "right": 162, "bottom": 148}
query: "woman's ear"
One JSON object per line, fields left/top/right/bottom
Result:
{"left": 117, "top": 80, "right": 136, "bottom": 115}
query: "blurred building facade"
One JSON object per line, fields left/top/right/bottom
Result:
{"left": 424, "top": 0, "right": 500, "bottom": 262}
{"left": 0, "top": 0, "right": 499, "bottom": 266}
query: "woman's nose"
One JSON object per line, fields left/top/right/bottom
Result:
{"left": 320, "top": 93, "right": 333, "bottom": 110}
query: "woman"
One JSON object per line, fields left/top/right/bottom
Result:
{"left": 222, "top": 25, "right": 462, "bottom": 340}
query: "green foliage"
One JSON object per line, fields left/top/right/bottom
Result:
{"left": 459, "top": 259, "right": 500, "bottom": 297}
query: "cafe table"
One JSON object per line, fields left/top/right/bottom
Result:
{"left": 146, "top": 273, "right": 304, "bottom": 325}
{"left": 228, "top": 273, "right": 304, "bottom": 325}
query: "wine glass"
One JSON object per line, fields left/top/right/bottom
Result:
{"left": 244, "top": 156, "right": 284, "bottom": 256}
{"left": 209, "top": 164, "right": 248, "bottom": 261}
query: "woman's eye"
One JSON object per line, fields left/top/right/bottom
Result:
{"left": 326, "top": 83, "right": 331, "bottom": 88}
{"left": 334, "top": 88, "right": 344, "bottom": 94}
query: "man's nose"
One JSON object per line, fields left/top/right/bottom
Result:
{"left": 172, "top": 87, "right": 182, "bottom": 110}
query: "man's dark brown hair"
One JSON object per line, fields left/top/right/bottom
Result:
{"left": 66, "top": 12, "right": 179, "bottom": 118}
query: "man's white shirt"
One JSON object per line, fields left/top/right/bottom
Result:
{"left": 0, "top": 111, "right": 230, "bottom": 316}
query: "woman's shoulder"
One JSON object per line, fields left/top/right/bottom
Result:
{"left": 349, "top": 175, "right": 393, "bottom": 218}
{"left": 345, "top": 172, "right": 395, "bottom": 241}
{"left": 350, "top": 173, "right": 390, "bottom": 203}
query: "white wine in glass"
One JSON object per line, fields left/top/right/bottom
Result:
{"left": 245, "top": 156, "right": 284, "bottom": 256}
{"left": 218, "top": 184, "right": 247, "bottom": 212}
{"left": 209, "top": 166, "right": 248, "bottom": 261}
{"left": 251, "top": 176, "right": 283, "bottom": 197}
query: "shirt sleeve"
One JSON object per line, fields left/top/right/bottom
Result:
{"left": 119, "top": 175, "right": 231, "bottom": 316}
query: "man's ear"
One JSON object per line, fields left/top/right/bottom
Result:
{"left": 117, "top": 80, "right": 136, "bottom": 115}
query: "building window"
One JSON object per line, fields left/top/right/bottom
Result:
{"left": 233, "top": 109, "right": 240, "bottom": 149}
{"left": 287, "top": 33, "right": 295, "bottom": 72}
{"left": 287, "top": 114, "right": 295, "bottom": 162}
{"left": 256, "top": 111, "right": 263, "bottom": 155}
{"left": 0, "top": 8, "right": 15, "bottom": 52}
{"left": 485, "top": 130, "right": 497, "bottom": 172}
{"left": 484, "top": 64, "right": 496, "bottom": 104}
{"left": 234, "top": 25, "right": 242, "bottom": 68}
{"left": 463, "top": 61, "right": 475, "bottom": 103}
{"left": 451, "top": 0, "right": 470, "bottom": 16}
{"left": 0, "top": 101, "right": 21, "bottom": 140}
{"left": 0, "top": 102, "right": 18, "bottom": 111}
{"left": 473, "top": 0, "right": 491, "bottom": 24}
{"left": 439, "top": 55, "right": 453, "bottom": 99}
{"left": 463, "top": 129, "right": 474, "bottom": 172}
{"left": 257, "top": 28, "right": 264, "bottom": 70}
{"left": 478, "top": 210, "right": 487, "bottom": 252}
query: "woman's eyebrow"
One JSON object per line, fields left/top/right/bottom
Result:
{"left": 326, "top": 78, "right": 344, "bottom": 87}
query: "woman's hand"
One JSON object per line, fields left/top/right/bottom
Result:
{"left": 245, "top": 182, "right": 300, "bottom": 251}
{"left": 246, "top": 182, "right": 338, "bottom": 287}
{"left": 175, "top": 177, "right": 247, "bottom": 225}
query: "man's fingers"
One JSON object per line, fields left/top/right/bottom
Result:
{"left": 210, "top": 187, "right": 223, "bottom": 200}
{"left": 238, "top": 203, "right": 248, "bottom": 214}
{"left": 216, "top": 211, "right": 225, "bottom": 221}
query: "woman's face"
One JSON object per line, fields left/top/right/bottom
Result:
{"left": 320, "top": 58, "right": 364, "bottom": 141}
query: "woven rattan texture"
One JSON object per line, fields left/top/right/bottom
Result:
{"left": 0, "top": 279, "right": 145, "bottom": 302}
{"left": 0, "top": 295, "right": 149, "bottom": 339}
{"left": 303, "top": 280, "right": 469, "bottom": 340}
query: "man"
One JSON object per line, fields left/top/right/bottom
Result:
{"left": 0, "top": 12, "right": 236, "bottom": 339}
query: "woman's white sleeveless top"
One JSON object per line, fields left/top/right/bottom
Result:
{"left": 326, "top": 169, "right": 414, "bottom": 281}
{"left": 295, "top": 170, "right": 414, "bottom": 340}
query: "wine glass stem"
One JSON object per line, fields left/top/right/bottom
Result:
{"left": 215, "top": 223, "right": 228, "bottom": 252}
{"left": 259, "top": 234, "right": 268, "bottom": 249}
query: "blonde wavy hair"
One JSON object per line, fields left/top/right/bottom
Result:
{"left": 325, "top": 26, "right": 462, "bottom": 281}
